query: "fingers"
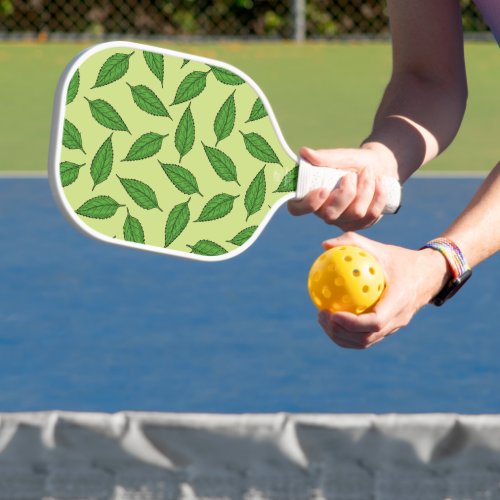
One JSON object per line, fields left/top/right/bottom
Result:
{"left": 288, "top": 188, "right": 330, "bottom": 216}
{"left": 299, "top": 146, "right": 367, "bottom": 170}
{"left": 315, "top": 172, "right": 357, "bottom": 224}
{"left": 288, "top": 169, "right": 384, "bottom": 228}
{"left": 318, "top": 308, "right": 398, "bottom": 350}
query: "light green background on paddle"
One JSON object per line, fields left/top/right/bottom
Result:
{"left": 60, "top": 46, "right": 296, "bottom": 255}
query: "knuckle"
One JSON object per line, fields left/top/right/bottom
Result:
{"left": 350, "top": 204, "right": 367, "bottom": 219}
{"left": 320, "top": 207, "right": 340, "bottom": 225}
{"left": 366, "top": 205, "right": 382, "bottom": 220}
{"left": 371, "top": 319, "right": 385, "bottom": 332}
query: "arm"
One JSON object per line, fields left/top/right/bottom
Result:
{"left": 364, "top": 0, "right": 468, "bottom": 181}
{"left": 288, "top": 0, "right": 467, "bottom": 228}
{"left": 318, "top": 163, "right": 500, "bottom": 349}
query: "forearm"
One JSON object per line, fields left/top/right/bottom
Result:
{"left": 441, "top": 162, "right": 500, "bottom": 267}
{"left": 362, "top": 73, "right": 467, "bottom": 182}
{"left": 361, "top": 0, "right": 467, "bottom": 183}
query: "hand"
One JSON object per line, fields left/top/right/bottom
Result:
{"left": 316, "top": 232, "right": 451, "bottom": 349}
{"left": 288, "top": 145, "right": 398, "bottom": 231}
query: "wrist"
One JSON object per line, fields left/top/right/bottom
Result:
{"left": 418, "top": 248, "right": 453, "bottom": 302}
{"left": 360, "top": 141, "right": 399, "bottom": 179}
{"left": 420, "top": 238, "right": 472, "bottom": 306}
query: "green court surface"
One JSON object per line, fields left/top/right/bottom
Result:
{"left": 0, "top": 41, "right": 497, "bottom": 173}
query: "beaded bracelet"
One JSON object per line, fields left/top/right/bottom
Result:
{"left": 420, "top": 237, "right": 472, "bottom": 306}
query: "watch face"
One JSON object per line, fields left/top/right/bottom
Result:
{"left": 432, "top": 269, "right": 472, "bottom": 306}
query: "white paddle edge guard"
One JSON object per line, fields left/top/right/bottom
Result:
{"left": 48, "top": 41, "right": 302, "bottom": 263}
{"left": 296, "top": 158, "right": 402, "bottom": 214}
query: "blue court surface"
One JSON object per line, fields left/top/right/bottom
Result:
{"left": 0, "top": 176, "right": 498, "bottom": 413}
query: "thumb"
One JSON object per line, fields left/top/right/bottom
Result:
{"left": 322, "top": 231, "right": 370, "bottom": 250}
{"left": 300, "top": 147, "right": 367, "bottom": 171}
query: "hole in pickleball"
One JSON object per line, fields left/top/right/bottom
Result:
{"left": 342, "top": 295, "right": 351, "bottom": 304}
{"left": 362, "top": 285, "right": 369, "bottom": 293}
{"left": 359, "top": 251, "right": 367, "bottom": 257}
{"left": 313, "top": 271, "right": 321, "bottom": 282}
{"left": 322, "top": 286, "right": 332, "bottom": 299}
{"left": 333, "top": 303, "right": 342, "bottom": 311}
{"left": 356, "top": 306, "right": 366, "bottom": 314}
{"left": 369, "top": 267, "right": 375, "bottom": 275}
{"left": 378, "top": 284, "right": 382, "bottom": 291}
{"left": 344, "top": 256, "right": 352, "bottom": 262}
{"left": 352, "top": 269, "right": 360, "bottom": 277}
{"left": 334, "top": 277, "right": 344, "bottom": 286}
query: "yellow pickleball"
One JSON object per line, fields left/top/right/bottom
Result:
{"left": 308, "top": 245, "right": 385, "bottom": 314}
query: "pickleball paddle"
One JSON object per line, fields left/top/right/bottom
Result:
{"left": 48, "top": 41, "right": 401, "bottom": 262}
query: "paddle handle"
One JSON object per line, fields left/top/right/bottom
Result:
{"left": 295, "top": 158, "right": 401, "bottom": 214}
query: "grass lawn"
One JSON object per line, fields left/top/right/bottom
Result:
{"left": 0, "top": 40, "right": 497, "bottom": 172}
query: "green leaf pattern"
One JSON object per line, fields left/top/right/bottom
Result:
{"left": 143, "top": 51, "right": 164, "bottom": 86}
{"left": 90, "top": 134, "right": 113, "bottom": 189}
{"left": 93, "top": 52, "right": 133, "bottom": 88}
{"left": 66, "top": 70, "right": 80, "bottom": 105}
{"left": 123, "top": 132, "right": 167, "bottom": 161}
{"left": 195, "top": 193, "right": 238, "bottom": 222}
{"left": 59, "top": 46, "right": 296, "bottom": 258}
{"left": 175, "top": 104, "right": 195, "bottom": 162}
{"left": 165, "top": 199, "right": 190, "bottom": 247}
{"left": 123, "top": 210, "right": 145, "bottom": 244}
{"left": 118, "top": 176, "right": 162, "bottom": 211}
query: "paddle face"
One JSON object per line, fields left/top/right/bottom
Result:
{"left": 49, "top": 41, "right": 298, "bottom": 262}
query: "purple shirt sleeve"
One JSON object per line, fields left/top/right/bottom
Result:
{"left": 473, "top": 0, "right": 500, "bottom": 44}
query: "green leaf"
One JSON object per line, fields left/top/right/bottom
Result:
{"left": 246, "top": 97, "right": 267, "bottom": 122}
{"left": 188, "top": 240, "right": 227, "bottom": 256}
{"left": 211, "top": 66, "right": 245, "bottom": 85}
{"left": 159, "top": 162, "right": 202, "bottom": 196}
{"left": 143, "top": 51, "right": 164, "bottom": 86}
{"left": 165, "top": 199, "right": 190, "bottom": 247}
{"left": 60, "top": 161, "right": 84, "bottom": 187}
{"left": 123, "top": 132, "right": 168, "bottom": 161}
{"left": 127, "top": 83, "right": 171, "bottom": 118}
{"left": 66, "top": 69, "right": 80, "bottom": 105}
{"left": 274, "top": 165, "right": 299, "bottom": 193}
{"left": 227, "top": 226, "right": 258, "bottom": 246}
{"left": 202, "top": 144, "right": 239, "bottom": 186}
{"left": 86, "top": 98, "right": 129, "bottom": 132}
{"left": 245, "top": 167, "right": 266, "bottom": 220}
{"left": 118, "top": 176, "right": 162, "bottom": 211}
{"left": 214, "top": 91, "right": 236, "bottom": 145}
{"left": 123, "top": 209, "right": 145, "bottom": 244}
{"left": 63, "top": 119, "right": 85, "bottom": 153}
{"left": 195, "top": 193, "right": 238, "bottom": 222}
{"left": 240, "top": 131, "right": 280, "bottom": 165}
{"left": 91, "top": 134, "right": 113, "bottom": 190}
{"left": 181, "top": 59, "right": 189, "bottom": 69}
{"left": 93, "top": 52, "right": 133, "bottom": 88}
{"left": 76, "top": 196, "right": 123, "bottom": 219}
{"left": 171, "top": 71, "right": 208, "bottom": 105}
{"left": 175, "top": 104, "right": 195, "bottom": 163}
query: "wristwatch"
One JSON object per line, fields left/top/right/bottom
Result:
{"left": 421, "top": 238, "right": 472, "bottom": 306}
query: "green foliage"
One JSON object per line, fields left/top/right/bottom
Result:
{"left": 0, "top": 1, "right": 490, "bottom": 40}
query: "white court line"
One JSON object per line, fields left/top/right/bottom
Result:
{"left": 0, "top": 170, "right": 488, "bottom": 179}
{"left": 414, "top": 170, "right": 487, "bottom": 178}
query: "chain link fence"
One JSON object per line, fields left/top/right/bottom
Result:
{"left": 0, "top": 0, "right": 491, "bottom": 40}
